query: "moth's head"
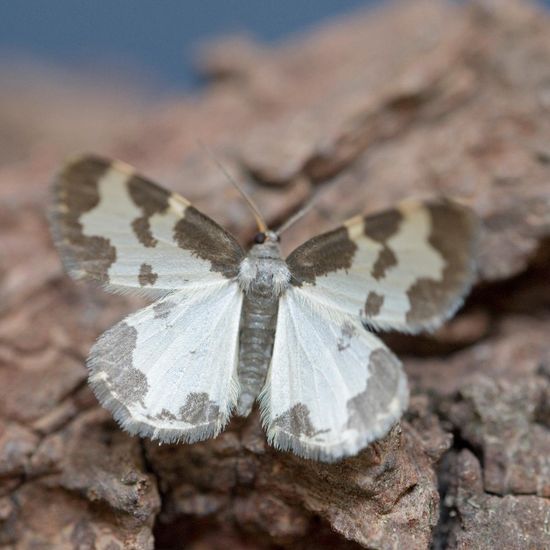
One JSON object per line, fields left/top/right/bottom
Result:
{"left": 253, "top": 230, "right": 280, "bottom": 245}
{"left": 249, "top": 230, "right": 282, "bottom": 259}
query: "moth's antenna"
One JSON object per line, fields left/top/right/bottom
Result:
{"left": 275, "top": 197, "right": 316, "bottom": 237}
{"left": 198, "top": 141, "right": 268, "bottom": 233}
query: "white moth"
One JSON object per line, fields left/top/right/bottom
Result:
{"left": 50, "top": 155, "right": 478, "bottom": 462}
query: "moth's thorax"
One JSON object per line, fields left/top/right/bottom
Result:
{"left": 238, "top": 241, "right": 290, "bottom": 296}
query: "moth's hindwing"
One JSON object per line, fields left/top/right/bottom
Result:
{"left": 88, "top": 282, "right": 243, "bottom": 443}
{"left": 51, "top": 155, "right": 245, "bottom": 294}
{"left": 286, "top": 199, "right": 479, "bottom": 333}
{"left": 261, "top": 287, "right": 408, "bottom": 462}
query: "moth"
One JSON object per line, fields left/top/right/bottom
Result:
{"left": 50, "top": 155, "right": 478, "bottom": 462}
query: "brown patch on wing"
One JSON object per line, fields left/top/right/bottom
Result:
{"left": 53, "top": 156, "right": 117, "bottom": 283}
{"left": 346, "top": 348, "right": 401, "bottom": 432}
{"left": 156, "top": 409, "right": 177, "bottom": 421}
{"left": 90, "top": 322, "right": 149, "bottom": 407}
{"left": 286, "top": 227, "right": 357, "bottom": 286}
{"left": 174, "top": 206, "right": 244, "bottom": 278}
{"left": 337, "top": 322, "right": 357, "bottom": 352}
{"left": 178, "top": 392, "right": 220, "bottom": 424}
{"left": 146, "top": 408, "right": 178, "bottom": 422}
{"left": 371, "top": 246, "right": 397, "bottom": 280}
{"left": 363, "top": 208, "right": 402, "bottom": 282}
{"left": 406, "top": 202, "right": 478, "bottom": 325}
{"left": 363, "top": 208, "right": 403, "bottom": 243}
{"left": 153, "top": 300, "right": 176, "bottom": 320}
{"left": 138, "top": 263, "right": 158, "bottom": 286}
{"left": 365, "top": 291, "right": 384, "bottom": 317}
{"left": 127, "top": 174, "right": 171, "bottom": 247}
{"left": 272, "top": 403, "right": 327, "bottom": 438}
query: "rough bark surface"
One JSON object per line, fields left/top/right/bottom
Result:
{"left": 1, "top": 1, "right": 550, "bottom": 548}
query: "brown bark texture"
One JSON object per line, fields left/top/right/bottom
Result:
{"left": 1, "top": 0, "right": 550, "bottom": 548}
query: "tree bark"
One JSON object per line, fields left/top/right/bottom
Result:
{"left": 1, "top": 1, "right": 549, "bottom": 548}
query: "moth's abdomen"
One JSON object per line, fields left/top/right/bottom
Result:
{"left": 237, "top": 284, "right": 279, "bottom": 416}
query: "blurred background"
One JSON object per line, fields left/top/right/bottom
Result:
{"left": 3, "top": 0, "right": 550, "bottom": 92}
{"left": 0, "top": 0, "right": 386, "bottom": 174}
{"left": 0, "top": 0, "right": 382, "bottom": 90}
{"left": 1, "top": 0, "right": 549, "bottom": 170}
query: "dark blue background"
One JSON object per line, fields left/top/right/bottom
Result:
{"left": 0, "top": 1, "right": 378, "bottom": 89}
{"left": 1, "top": 1, "right": 549, "bottom": 90}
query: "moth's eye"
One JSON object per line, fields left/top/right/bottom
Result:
{"left": 254, "top": 232, "right": 266, "bottom": 244}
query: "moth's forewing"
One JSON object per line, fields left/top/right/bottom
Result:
{"left": 51, "top": 155, "right": 244, "bottom": 295}
{"left": 286, "top": 200, "right": 478, "bottom": 333}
